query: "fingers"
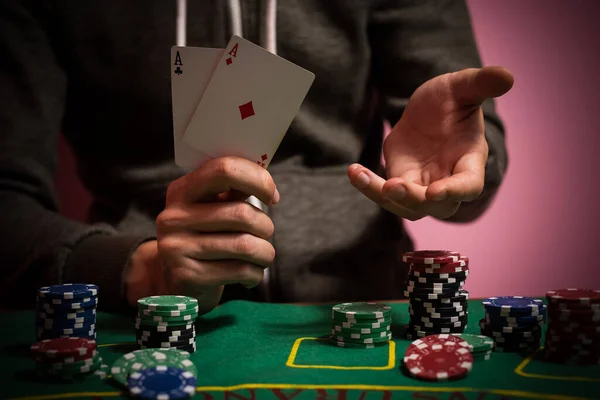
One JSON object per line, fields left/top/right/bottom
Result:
{"left": 159, "top": 232, "right": 275, "bottom": 269}
{"left": 172, "top": 259, "right": 266, "bottom": 290}
{"left": 156, "top": 201, "right": 274, "bottom": 240}
{"left": 426, "top": 149, "right": 487, "bottom": 202}
{"left": 348, "top": 164, "right": 461, "bottom": 220}
{"left": 168, "top": 156, "right": 280, "bottom": 206}
{"left": 450, "top": 66, "right": 514, "bottom": 108}
{"left": 347, "top": 164, "right": 426, "bottom": 221}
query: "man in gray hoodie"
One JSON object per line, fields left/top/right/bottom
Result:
{"left": 0, "top": 0, "right": 512, "bottom": 314}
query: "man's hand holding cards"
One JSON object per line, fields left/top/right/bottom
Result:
{"left": 171, "top": 35, "right": 315, "bottom": 169}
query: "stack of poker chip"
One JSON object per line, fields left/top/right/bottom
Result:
{"left": 403, "top": 334, "right": 473, "bottom": 381}
{"left": 480, "top": 296, "right": 546, "bottom": 353}
{"left": 111, "top": 348, "right": 198, "bottom": 390}
{"left": 329, "top": 302, "right": 392, "bottom": 348}
{"left": 30, "top": 337, "right": 108, "bottom": 380}
{"left": 35, "top": 284, "right": 98, "bottom": 341}
{"left": 128, "top": 366, "right": 197, "bottom": 399}
{"left": 402, "top": 251, "right": 470, "bottom": 339}
{"left": 544, "top": 288, "right": 600, "bottom": 365}
{"left": 453, "top": 333, "right": 495, "bottom": 361}
{"left": 136, "top": 295, "right": 199, "bottom": 353}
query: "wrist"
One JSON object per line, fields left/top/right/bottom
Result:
{"left": 125, "top": 240, "right": 160, "bottom": 307}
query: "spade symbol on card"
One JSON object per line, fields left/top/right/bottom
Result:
{"left": 226, "top": 43, "right": 238, "bottom": 66}
{"left": 256, "top": 154, "right": 268, "bottom": 168}
{"left": 174, "top": 50, "right": 183, "bottom": 75}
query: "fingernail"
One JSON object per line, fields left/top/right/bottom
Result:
{"left": 272, "top": 188, "right": 280, "bottom": 205}
{"left": 386, "top": 185, "right": 406, "bottom": 202}
{"left": 355, "top": 172, "right": 370, "bottom": 189}
{"left": 434, "top": 192, "right": 447, "bottom": 201}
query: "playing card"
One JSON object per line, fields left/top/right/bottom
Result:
{"left": 182, "top": 35, "right": 315, "bottom": 169}
{"left": 171, "top": 46, "right": 224, "bottom": 169}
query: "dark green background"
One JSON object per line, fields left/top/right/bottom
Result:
{"left": 1, "top": 300, "right": 598, "bottom": 400}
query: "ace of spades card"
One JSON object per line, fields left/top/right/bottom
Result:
{"left": 182, "top": 36, "right": 315, "bottom": 169}
{"left": 171, "top": 46, "right": 223, "bottom": 169}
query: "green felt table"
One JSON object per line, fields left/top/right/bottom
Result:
{"left": 1, "top": 300, "right": 599, "bottom": 400}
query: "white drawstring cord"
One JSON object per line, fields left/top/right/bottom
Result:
{"left": 175, "top": 0, "right": 187, "bottom": 46}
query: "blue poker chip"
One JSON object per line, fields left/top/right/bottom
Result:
{"left": 36, "top": 315, "right": 96, "bottom": 329}
{"left": 37, "top": 322, "right": 96, "bottom": 335}
{"left": 484, "top": 312, "right": 546, "bottom": 328}
{"left": 482, "top": 297, "right": 545, "bottom": 316}
{"left": 37, "top": 296, "right": 98, "bottom": 310}
{"left": 38, "top": 284, "right": 98, "bottom": 300}
{"left": 128, "top": 366, "right": 197, "bottom": 400}
{"left": 37, "top": 308, "right": 97, "bottom": 320}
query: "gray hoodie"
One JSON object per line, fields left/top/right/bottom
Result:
{"left": 0, "top": 0, "right": 507, "bottom": 312}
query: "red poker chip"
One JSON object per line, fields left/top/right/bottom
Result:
{"left": 403, "top": 343, "right": 473, "bottom": 381}
{"left": 410, "top": 258, "right": 469, "bottom": 275}
{"left": 402, "top": 251, "right": 462, "bottom": 265}
{"left": 546, "top": 289, "right": 600, "bottom": 305}
{"left": 30, "top": 337, "right": 97, "bottom": 359}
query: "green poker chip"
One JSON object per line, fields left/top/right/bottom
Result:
{"left": 332, "top": 329, "right": 392, "bottom": 340}
{"left": 334, "top": 317, "right": 392, "bottom": 329}
{"left": 332, "top": 324, "right": 391, "bottom": 335}
{"left": 332, "top": 332, "right": 392, "bottom": 344}
{"left": 136, "top": 312, "right": 199, "bottom": 323}
{"left": 139, "top": 306, "right": 199, "bottom": 317}
{"left": 329, "top": 336, "right": 390, "bottom": 349}
{"left": 332, "top": 302, "right": 392, "bottom": 320}
{"left": 137, "top": 296, "right": 198, "bottom": 311}
{"left": 453, "top": 333, "right": 495, "bottom": 353}
{"left": 110, "top": 348, "right": 194, "bottom": 387}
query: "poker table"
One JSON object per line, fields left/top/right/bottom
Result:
{"left": 1, "top": 300, "right": 599, "bottom": 400}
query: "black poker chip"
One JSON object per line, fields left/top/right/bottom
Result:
{"left": 410, "top": 304, "right": 468, "bottom": 317}
{"left": 409, "top": 270, "right": 469, "bottom": 281}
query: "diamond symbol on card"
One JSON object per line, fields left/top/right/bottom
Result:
{"left": 226, "top": 57, "right": 233, "bottom": 66}
{"left": 239, "top": 101, "right": 255, "bottom": 120}
{"left": 256, "top": 161, "right": 266, "bottom": 168}
{"left": 261, "top": 154, "right": 268, "bottom": 161}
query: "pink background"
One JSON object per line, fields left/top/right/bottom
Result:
{"left": 54, "top": 0, "right": 600, "bottom": 296}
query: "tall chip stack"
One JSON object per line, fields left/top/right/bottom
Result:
{"left": 544, "top": 288, "right": 600, "bottom": 365}
{"left": 136, "top": 295, "right": 199, "bottom": 353}
{"left": 329, "top": 302, "right": 392, "bottom": 348}
{"left": 35, "top": 284, "right": 98, "bottom": 341}
{"left": 480, "top": 296, "right": 546, "bottom": 353}
{"left": 402, "top": 251, "right": 470, "bottom": 339}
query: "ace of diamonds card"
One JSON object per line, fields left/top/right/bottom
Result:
{"left": 182, "top": 36, "right": 315, "bottom": 168}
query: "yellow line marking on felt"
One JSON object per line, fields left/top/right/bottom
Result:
{"left": 515, "top": 347, "right": 600, "bottom": 383}
{"left": 10, "top": 342, "right": 597, "bottom": 400}
{"left": 286, "top": 337, "right": 395, "bottom": 370}
{"left": 10, "top": 385, "right": 593, "bottom": 400}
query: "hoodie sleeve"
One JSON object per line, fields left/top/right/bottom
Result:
{"left": 368, "top": 0, "right": 508, "bottom": 222}
{"left": 0, "top": 0, "right": 154, "bottom": 312}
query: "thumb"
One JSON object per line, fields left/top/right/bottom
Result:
{"left": 450, "top": 66, "right": 514, "bottom": 108}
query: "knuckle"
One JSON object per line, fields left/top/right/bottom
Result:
{"left": 234, "top": 234, "right": 254, "bottom": 255}
{"left": 231, "top": 203, "right": 253, "bottom": 224}
{"left": 212, "top": 157, "right": 237, "bottom": 178}
{"left": 157, "top": 236, "right": 184, "bottom": 256}
{"left": 155, "top": 208, "right": 181, "bottom": 233}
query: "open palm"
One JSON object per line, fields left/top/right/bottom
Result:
{"left": 348, "top": 66, "right": 514, "bottom": 220}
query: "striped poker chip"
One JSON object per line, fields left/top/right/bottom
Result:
{"left": 546, "top": 289, "right": 600, "bottom": 305}
{"left": 38, "top": 284, "right": 98, "bottom": 300}
{"left": 403, "top": 335, "right": 472, "bottom": 381}
{"left": 331, "top": 302, "right": 391, "bottom": 320}
{"left": 482, "top": 296, "right": 545, "bottom": 315}
{"left": 402, "top": 250, "right": 461, "bottom": 265}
